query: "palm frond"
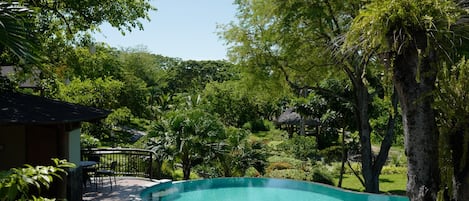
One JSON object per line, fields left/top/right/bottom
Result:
{"left": 0, "top": 2, "right": 39, "bottom": 63}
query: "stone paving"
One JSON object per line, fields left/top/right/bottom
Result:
{"left": 82, "top": 177, "right": 168, "bottom": 201}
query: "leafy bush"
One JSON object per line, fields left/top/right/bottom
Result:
{"left": 277, "top": 135, "right": 319, "bottom": 161}
{"left": 193, "top": 165, "right": 221, "bottom": 178}
{"left": 0, "top": 159, "right": 75, "bottom": 201}
{"left": 267, "top": 162, "right": 293, "bottom": 171}
{"left": 243, "top": 119, "right": 270, "bottom": 133}
{"left": 172, "top": 169, "right": 199, "bottom": 181}
{"left": 319, "top": 145, "right": 343, "bottom": 163}
{"left": 160, "top": 161, "right": 175, "bottom": 179}
{"left": 80, "top": 134, "right": 101, "bottom": 148}
{"left": 388, "top": 152, "right": 407, "bottom": 167}
{"left": 248, "top": 141, "right": 269, "bottom": 175}
{"left": 381, "top": 165, "right": 407, "bottom": 174}
{"left": 244, "top": 167, "right": 261, "bottom": 177}
{"left": 267, "top": 156, "right": 303, "bottom": 168}
{"left": 312, "top": 168, "right": 335, "bottom": 185}
{"left": 265, "top": 169, "right": 312, "bottom": 181}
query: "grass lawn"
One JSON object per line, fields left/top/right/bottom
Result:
{"left": 335, "top": 173, "right": 407, "bottom": 196}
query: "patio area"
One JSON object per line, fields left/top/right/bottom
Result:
{"left": 82, "top": 177, "right": 170, "bottom": 201}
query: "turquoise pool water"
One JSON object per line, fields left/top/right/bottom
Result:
{"left": 140, "top": 177, "right": 409, "bottom": 201}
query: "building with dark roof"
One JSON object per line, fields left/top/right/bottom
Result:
{"left": 0, "top": 91, "right": 110, "bottom": 200}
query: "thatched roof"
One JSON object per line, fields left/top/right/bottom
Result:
{"left": 275, "top": 108, "right": 320, "bottom": 126}
{"left": 276, "top": 108, "right": 301, "bottom": 124}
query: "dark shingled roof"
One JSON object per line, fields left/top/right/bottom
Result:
{"left": 0, "top": 91, "right": 110, "bottom": 125}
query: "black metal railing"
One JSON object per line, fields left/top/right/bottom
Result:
{"left": 81, "top": 148, "right": 156, "bottom": 178}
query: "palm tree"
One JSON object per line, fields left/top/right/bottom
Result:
{"left": 0, "top": 2, "right": 37, "bottom": 62}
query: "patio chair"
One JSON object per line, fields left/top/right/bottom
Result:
{"left": 96, "top": 161, "right": 118, "bottom": 190}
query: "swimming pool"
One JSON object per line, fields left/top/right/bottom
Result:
{"left": 140, "top": 177, "right": 409, "bottom": 201}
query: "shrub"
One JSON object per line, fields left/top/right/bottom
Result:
{"left": 381, "top": 165, "right": 407, "bottom": 174}
{"left": 265, "top": 169, "right": 312, "bottom": 181}
{"left": 244, "top": 167, "right": 261, "bottom": 177}
{"left": 312, "top": 168, "right": 335, "bottom": 185}
{"left": 277, "top": 135, "right": 319, "bottom": 161}
{"left": 0, "top": 159, "right": 75, "bottom": 200}
{"left": 160, "top": 161, "right": 174, "bottom": 179}
{"left": 172, "top": 169, "right": 199, "bottom": 181}
{"left": 194, "top": 165, "right": 221, "bottom": 178}
{"left": 243, "top": 119, "right": 270, "bottom": 133}
{"left": 319, "top": 145, "right": 343, "bottom": 163}
{"left": 267, "top": 162, "right": 293, "bottom": 171}
{"left": 267, "top": 156, "right": 303, "bottom": 168}
{"left": 80, "top": 134, "right": 101, "bottom": 148}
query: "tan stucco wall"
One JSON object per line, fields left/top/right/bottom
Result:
{"left": 0, "top": 125, "right": 26, "bottom": 170}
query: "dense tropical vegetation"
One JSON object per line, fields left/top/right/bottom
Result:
{"left": 2, "top": 0, "right": 469, "bottom": 201}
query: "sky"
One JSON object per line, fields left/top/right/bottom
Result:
{"left": 93, "top": 0, "right": 238, "bottom": 61}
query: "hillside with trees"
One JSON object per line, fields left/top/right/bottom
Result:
{"left": 2, "top": 1, "right": 469, "bottom": 201}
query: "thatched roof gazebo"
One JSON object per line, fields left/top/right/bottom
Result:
{"left": 275, "top": 108, "right": 319, "bottom": 136}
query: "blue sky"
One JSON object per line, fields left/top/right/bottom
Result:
{"left": 93, "top": 0, "right": 237, "bottom": 61}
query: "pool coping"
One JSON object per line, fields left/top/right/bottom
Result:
{"left": 140, "top": 177, "right": 409, "bottom": 201}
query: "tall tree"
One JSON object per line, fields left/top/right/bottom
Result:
{"left": 222, "top": 0, "right": 397, "bottom": 193}
{"left": 28, "top": 0, "right": 154, "bottom": 35}
{"left": 8, "top": 0, "right": 154, "bottom": 77}
{"left": 345, "top": 0, "right": 468, "bottom": 200}
{"left": 165, "top": 60, "right": 236, "bottom": 94}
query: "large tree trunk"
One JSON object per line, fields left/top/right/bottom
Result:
{"left": 393, "top": 40, "right": 439, "bottom": 201}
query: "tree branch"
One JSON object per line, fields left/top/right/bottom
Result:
{"left": 347, "top": 160, "right": 366, "bottom": 188}
{"left": 373, "top": 88, "right": 398, "bottom": 173}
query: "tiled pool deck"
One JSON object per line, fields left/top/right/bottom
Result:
{"left": 82, "top": 177, "right": 168, "bottom": 201}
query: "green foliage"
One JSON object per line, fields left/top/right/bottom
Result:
{"left": 244, "top": 167, "right": 261, "bottom": 177}
{"left": 318, "top": 145, "right": 343, "bottom": 163}
{"left": 166, "top": 60, "right": 236, "bottom": 94}
{"left": 150, "top": 108, "right": 226, "bottom": 179}
{"left": 212, "top": 127, "right": 254, "bottom": 177}
{"left": 381, "top": 166, "right": 407, "bottom": 175}
{"left": 171, "top": 169, "right": 199, "bottom": 181}
{"left": 312, "top": 168, "right": 335, "bottom": 186}
{"left": 242, "top": 119, "right": 270, "bottom": 133}
{"left": 344, "top": 0, "right": 463, "bottom": 56}
{"left": 370, "top": 96, "right": 404, "bottom": 145}
{"left": 0, "top": 2, "right": 39, "bottom": 63}
{"left": 30, "top": 0, "right": 155, "bottom": 36}
{"left": 267, "top": 156, "right": 304, "bottom": 168}
{"left": 266, "top": 169, "right": 311, "bottom": 181}
{"left": 267, "top": 162, "right": 293, "bottom": 172}
{"left": 57, "top": 77, "right": 124, "bottom": 110}
{"left": 80, "top": 134, "right": 101, "bottom": 149}
{"left": 0, "top": 159, "right": 75, "bottom": 201}
{"left": 119, "top": 74, "right": 150, "bottom": 117}
{"left": 203, "top": 81, "right": 282, "bottom": 128}
{"left": 278, "top": 135, "right": 318, "bottom": 161}
{"left": 66, "top": 44, "right": 122, "bottom": 79}
{"left": 435, "top": 58, "right": 469, "bottom": 199}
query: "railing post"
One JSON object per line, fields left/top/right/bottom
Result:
{"left": 149, "top": 152, "right": 153, "bottom": 179}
